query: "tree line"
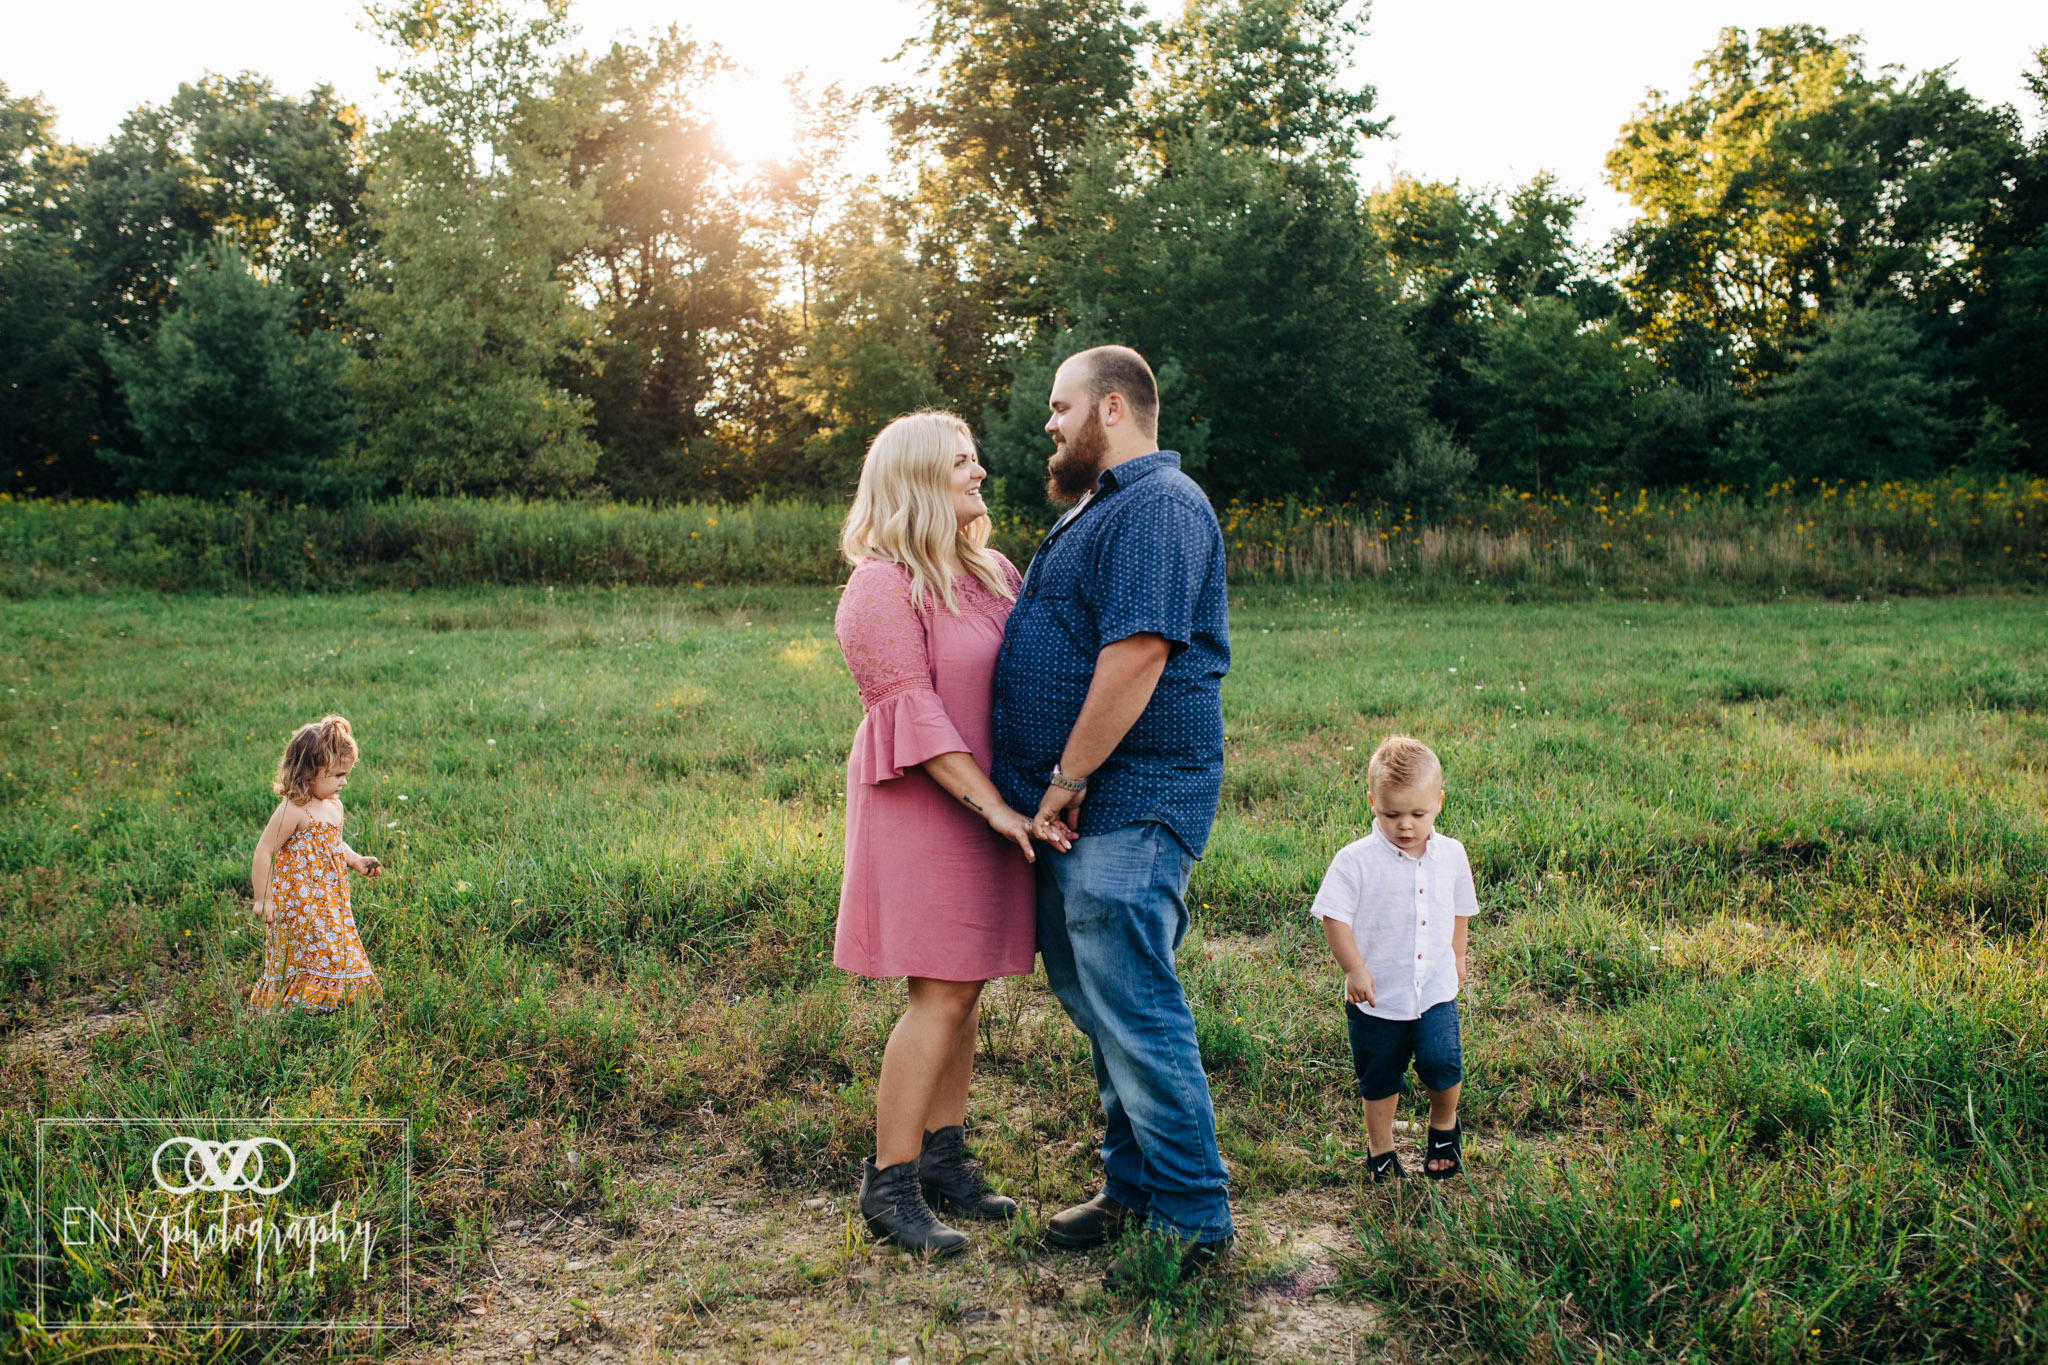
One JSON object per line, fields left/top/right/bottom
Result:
{"left": 3, "top": 0, "right": 2044, "bottom": 510}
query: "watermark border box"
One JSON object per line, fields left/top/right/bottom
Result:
{"left": 35, "top": 1116, "right": 412, "bottom": 1332}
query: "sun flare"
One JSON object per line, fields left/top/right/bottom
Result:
{"left": 701, "top": 70, "right": 799, "bottom": 168}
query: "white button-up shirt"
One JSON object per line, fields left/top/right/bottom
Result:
{"left": 1310, "top": 827, "right": 1479, "bottom": 1021}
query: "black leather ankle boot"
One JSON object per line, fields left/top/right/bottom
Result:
{"left": 859, "top": 1156, "right": 969, "bottom": 1256}
{"left": 919, "top": 1125, "right": 1018, "bottom": 1220}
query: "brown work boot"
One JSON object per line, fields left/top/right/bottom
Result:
{"left": 1045, "top": 1191, "right": 1141, "bottom": 1249}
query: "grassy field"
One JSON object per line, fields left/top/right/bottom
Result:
{"left": 1, "top": 585, "right": 2043, "bottom": 1363}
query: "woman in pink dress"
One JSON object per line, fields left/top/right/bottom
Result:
{"left": 834, "top": 411, "right": 1058, "bottom": 1256}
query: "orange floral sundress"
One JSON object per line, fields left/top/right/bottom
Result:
{"left": 250, "top": 819, "right": 381, "bottom": 1014}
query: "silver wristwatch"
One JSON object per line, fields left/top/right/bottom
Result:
{"left": 1048, "top": 762, "right": 1090, "bottom": 792}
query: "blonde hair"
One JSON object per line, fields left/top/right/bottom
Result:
{"left": 839, "top": 411, "right": 1015, "bottom": 615}
{"left": 273, "top": 714, "right": 358, "bottom": 806}
{"left": 1368, "top": 735, "right": 1442, "bottom": 797}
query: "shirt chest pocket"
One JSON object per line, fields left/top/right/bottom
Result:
{"left": 1414, "top": 869, "right": 1452, "bottom": 932}
{"left": 1024, "top": 564, "right": 1077, "bottom": 601}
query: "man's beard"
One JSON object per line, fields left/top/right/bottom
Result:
{"left": 1045, "top": 411, "right": 1108, "bottom": 506}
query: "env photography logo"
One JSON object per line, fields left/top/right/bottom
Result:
{"left": 152, "top": 1135, "right": 298, "bottom": 1196}
{"left": 35, "top": 1117, "right": 411, "bottom": 1332}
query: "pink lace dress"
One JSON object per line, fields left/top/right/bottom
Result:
{"left": 833, "top": 554, "right": 1036, "bottom": 981}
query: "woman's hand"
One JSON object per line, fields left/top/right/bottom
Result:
{"left": 986, "top": 806, "right": 1039, "bottom": 862}
{"left": 256, "top": 897, "right": 275, "bottom": 926}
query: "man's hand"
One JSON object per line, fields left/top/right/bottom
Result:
{"left": 1344, "top": 966, "right": 1378, "bottom": 1008}
{"left": 1033, "top": 783, "right": 1085, "bottom": 848}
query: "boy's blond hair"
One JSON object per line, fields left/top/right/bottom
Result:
{"left": 1367, "top": 735, "right": 1441, "bottom": 796}
{"left": 273, "top": 714, "right": 357, "bottom": 806}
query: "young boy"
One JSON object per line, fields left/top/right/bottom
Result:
{"left": 1312, "top": 735, "right": 1477, "bottom": 1181}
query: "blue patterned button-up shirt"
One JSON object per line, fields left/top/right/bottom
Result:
{"left": 991, "top": 450, "right": 1231, "bottom": 856}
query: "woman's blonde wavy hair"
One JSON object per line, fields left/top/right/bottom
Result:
{"left": 840, "top": 411, "right": 1015, "bottom": 616}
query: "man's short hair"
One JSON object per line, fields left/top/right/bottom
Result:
{"left": 1074, "top": 345, "right": 1160, "bottom": 436}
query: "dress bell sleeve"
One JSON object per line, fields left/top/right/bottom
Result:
{"left": 835, "top": 560, "right": 973, "bottom": 785}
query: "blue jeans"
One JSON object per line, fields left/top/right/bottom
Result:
{"left": 1036, "top": 820, "right": 1234, "bottom": 1242}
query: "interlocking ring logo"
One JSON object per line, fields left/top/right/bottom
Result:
{"left": 150, "top": 1136, "right": 297, "bottom": 1196}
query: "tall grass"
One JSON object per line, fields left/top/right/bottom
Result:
{"left": 1219, "top": 476, "right": 2048, "bottom": 595}
{"left": 3, "top": 476, "right": 2043, "bottom": 598}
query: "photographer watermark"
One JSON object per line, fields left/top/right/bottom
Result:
{"left": 36, "top": 1117, "right": 411, "bottom": 1331}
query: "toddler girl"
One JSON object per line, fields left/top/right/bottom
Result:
{"left": 249, "top": 714, "right": 383, "bottom": 1014}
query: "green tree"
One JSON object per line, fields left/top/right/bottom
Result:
{"left": 1462, "top": 297, "right": 1648, "bottom": 494}
{"left": 102, "top": 246, "right": 356, "bottom": 499}
{"left": 1146, "top": 0, "right": 1385, "bottom": 159}
{"left": 885, "top": 0, "right": 1145, "bottom": 406}
{"left": 1607, "top": 25, "right": 2024, "bottom": 384}
{"left": 563, "top": 28, "right": 787, "bottom": 500}
{"left": 72, "top": 74, "right": 370, "bottom": 342}
{"left": 352, "top": 0, "right": 603, "bottom": 495}
{"left": 0, "top": 84, "right": 108, "bottom": 496}
{"left": 1369, "top": 173, "right": 1615, "bottom": 450}
{"left": 1754, "top": 300, "right": 1956, "bottom": 481}
{"left": 784, "top": 199, "right": 948, "bottom": 492}
{"left": 1043, "top": 133, "right": 1422, "bottom": 500}
{"left": 1965, "top": 47, "right": 2048, "bottom": 467}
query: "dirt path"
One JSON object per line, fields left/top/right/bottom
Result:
{"left": 398, "top": 1166, "right": 1394, "bottom": 1365}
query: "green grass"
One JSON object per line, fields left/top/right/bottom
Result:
{"left": 2, "top": 586, "right": 2043, "bottom": 1361}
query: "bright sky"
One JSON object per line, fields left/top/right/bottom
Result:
{"left": 7, "top": 1, "right": 2043, "bottom": 246}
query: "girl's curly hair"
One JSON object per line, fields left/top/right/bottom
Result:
{"left": 273, "top": 714, "right": 358, "bottom": 806}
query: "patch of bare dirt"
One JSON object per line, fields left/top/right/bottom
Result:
{"left": 395, "top": 1165, "right": 1401, "bottom": 1365}
{"left": 0, "top": 991, "right": 148, "bottom": 1091}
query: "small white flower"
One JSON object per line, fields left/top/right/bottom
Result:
{"left": 1344, "top": 745, "right": 1354, "bottom": 751}
{"left": 398, "top": 795, "right": 408, "bottom": 801}
{"left": 1862, "top": 980, "right": 1878, "bottom": 988}
{"left": 487, "top": 738, "right": 497, "bottom": 746}
{"left": 1448, "top": 667, "right": 1457, "bottom": 674}
{"left": 385, "top": 820, "right": 398, "bottom": 828}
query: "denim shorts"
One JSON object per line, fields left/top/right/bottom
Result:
{"left": 1343, "top": 999, "right": 1463, "bottom": 1100}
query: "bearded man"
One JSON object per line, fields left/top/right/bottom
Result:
{"left": 990, "top": 345, "right": 1234, "bottom": 1282}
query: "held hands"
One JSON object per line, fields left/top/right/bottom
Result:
{"left": 1032, "top": 784, "right": 1083, "bottom": 852}
{"left": 986, "top": 806, "right": 1039, "bottom": 862}
{"left": 1344, "top": 966, "right": 1378, "bottom": 1008}
{"left": 346, "top": 852, "right": 382, "bottom": 878}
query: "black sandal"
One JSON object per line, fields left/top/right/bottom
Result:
{"left": 1366, "top": 1147, "right": 1406, "bottom": 1183}
{"left": 1424, "top": 1120, "right": 1463, "bottom": 1180}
